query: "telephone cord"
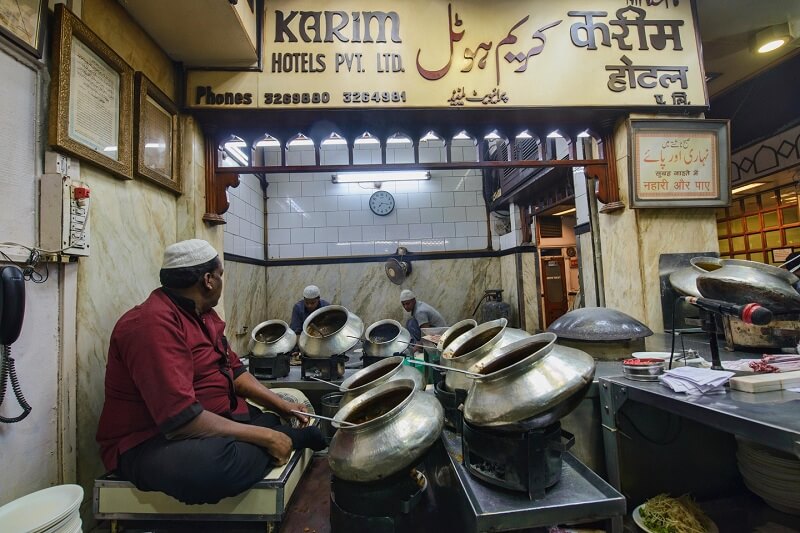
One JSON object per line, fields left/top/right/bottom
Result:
{"left": 0, "top": 345, "right": 32, "bottom": 423}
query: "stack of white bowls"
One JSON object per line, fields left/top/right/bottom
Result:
{"left": 736, "top": 438, "right": 800, "bottom": 515}
{"left": 0, "top": 484, "right": 83, "bottom": 532}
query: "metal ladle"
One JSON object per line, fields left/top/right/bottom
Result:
{"left": 290, "top": 410, "right": 357, "bottom": 428}
{"left": 306, "top": 375, "right": 341, "bottom": 388}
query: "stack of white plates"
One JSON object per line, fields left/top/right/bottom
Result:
{"left": 0, "top": 484, "right": 83, "bottom": 532}
{"left": 736, "top": 438, "right": 800, "bottom": 515}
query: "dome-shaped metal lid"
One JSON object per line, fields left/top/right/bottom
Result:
{"left": 546, "top": 307, "right": 653, "bottom": 341}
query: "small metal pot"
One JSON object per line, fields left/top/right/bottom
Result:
{"left": 463, "top": 332, "right": 595, "bottom": 431}
{"left": 697, "top": 259, "right": 800, "bottom": 313}
{"left": 248, "top": 320, "right": 296, "bottom": 357}
{"left": 298, "top": 305, "right": 364, "bottom": 358}
{"left": 436, "top": 319, "right": 477, "bottom": 353}
{"left": 362, "top": 319, "right": 412, "bottom": 358}
{"left": 339, "top": 355, "right": 425, "bottom": 406}
{"left": 329, "top": 379, "right": 444, "bottom": 482}
{"left": 441, "top": 318, "right": 531, "bottom": 392}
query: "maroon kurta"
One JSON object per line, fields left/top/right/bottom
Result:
{"left": 96, "top": 288, "right": 247, "bottom": 471}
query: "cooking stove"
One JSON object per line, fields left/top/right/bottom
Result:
{"left": 433, "top": 380, "right": 467, "bottom": 433}
{"left": 248, "top": 352, "right": 290, "bottom": 380}
{"left": 462, "top": 420, "right": 573, "bottom": 500}
{"left": 301, "top": 354, "right": 347, "bottom": 381}
{"left": 330, "top": 466, "right": 428, "bottom": 533}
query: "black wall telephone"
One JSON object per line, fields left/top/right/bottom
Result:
{"left": 0, "top": 265, "right": 32, "bottom": 423}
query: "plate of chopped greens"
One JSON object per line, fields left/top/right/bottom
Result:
{"left": 633, "top": 494, "right": 717, "bottom": 533}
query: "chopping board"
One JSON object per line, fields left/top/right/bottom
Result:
{"left": 729, "top": 370, "right": 800, "bottom": 393}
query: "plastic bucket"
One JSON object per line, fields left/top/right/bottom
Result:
{"left": 320, "top": 392, "right": 344, "bottom": 442}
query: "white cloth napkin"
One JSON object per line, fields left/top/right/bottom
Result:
{"left": 659, "top": 366, "right": 735, "bottom": 395}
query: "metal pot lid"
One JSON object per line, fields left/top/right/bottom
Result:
{"left": 546, "top": 307, "right": 653, "bottom": 341}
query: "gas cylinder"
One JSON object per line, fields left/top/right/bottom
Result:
{"left": 480, "top": 289, "right": 511, "bottom": 323}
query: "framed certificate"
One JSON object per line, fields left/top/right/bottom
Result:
{"left": 48, "top": 4, "right": 133, "bottom": 180}
{"left": 628, "top": 119, "right": 731, "bottom": 208}
{"left": 0, "top": 0, "right": 45, "bottom": 58}
{"left": 134, "top": 73, "right": 181, "bottom": 194}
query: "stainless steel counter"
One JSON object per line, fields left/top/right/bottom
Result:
{"left": 427, "top": 429, "right": 625, "bottom": 533}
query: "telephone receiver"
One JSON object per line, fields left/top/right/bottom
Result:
{"left": 0, "top": 265, "right": 31, "bottom": 423}
{"left": 1, "top": 265, "right": 26, "bottom": 345}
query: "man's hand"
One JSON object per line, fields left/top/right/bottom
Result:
{"left": 280, "top": 401, "right": 310, "bottom": 427}
{"left": 262, "top": 429, "right": 293, "bottom": 465}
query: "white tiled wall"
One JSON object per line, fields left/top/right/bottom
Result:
{"left": 223, "top": 173, "right": 265, "bottom": 260}
{"left": 266, "top": 141, "right": 490, "bottom": 259}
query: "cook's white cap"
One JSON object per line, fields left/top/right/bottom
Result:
{"left": 162, "top": 239, "right": 218, "bottom": 269}
{"left": 303, "top": 285, "right": 321, "bottom": 299}
{"left": 400, "top": 289, "right": 416, "bottom": 302}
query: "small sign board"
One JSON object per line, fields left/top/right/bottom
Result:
{"left": 628, "top": 119, "right": 730, "bottom": 208}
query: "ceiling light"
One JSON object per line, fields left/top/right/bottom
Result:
{"left": 732, "top": 182, "right": 766, "bottom": 195}
{"left": 552, "top": 207, "right": 576, "bottom": 216}
{"left": 751, "top": 23, "right": 794, "bottom": 54}
{"left": 333, "top": 171, "right": 431, "bottom": 183}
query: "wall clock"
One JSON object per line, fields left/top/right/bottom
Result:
{"left": 369, "top": 190, "right": 395, "bottom": 216}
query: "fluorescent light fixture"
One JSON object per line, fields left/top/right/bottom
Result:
{"left": 333, "top": 171, "right": 430, "bottom": 183}
{"left": 752, "top": 22, "right": 794, "bottom": 54}
{"left": 731, "top": 182, "right": 766, "bottom": 195}
{"left": 552, "top": 207, "right": 576, "bottom": 216}
{"left": 145, "top": 143, "right": 165, "bottom": 149}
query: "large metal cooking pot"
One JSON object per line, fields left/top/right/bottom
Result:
{"left": 463, "top": 332, "right": 595, "bottom": 431}
{"left": 339, "top": 355, "right": 425, "bottom": 406}
{"left": 248, "top": 320, "right": 296, "bottom": 357}
{"left": 696, "top": 259, "right": 800, "bottom": 313}
{"left": 436, "top": 319, "right": 477, "bottom": 353}
{"left": 546, "top": 307, "right": 652, "bottom": 360}
{"left": 298, "top": 305, "right": 364, "bottom": 358}
{"left": 441, "top": 318, "right": 530, "bottom": 392}
{"left": 668, "top": 256, "right": 722, "bottom": 297}
{"left": 362, "top": 319, "right": 412, "bottom": 358}
{"left": 329, "top": 379, "right": 444, "bottom": 482}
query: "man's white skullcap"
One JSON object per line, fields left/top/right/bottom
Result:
{"left": 162, "top": 239, "right": 218, "bottom": 269}
{"left": 400, "top": 289, "right": 416, "bottom": 302}
{"left": 303, "top": 285, "right": 321, "bottom": 299}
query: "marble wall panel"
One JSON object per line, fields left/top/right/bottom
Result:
{"left": 578, "top": 233, "right": 598, "bottom": 308}
{"left": 223, "top": 261, "right": 268, "bottom": 355}
{"left": 265, "top": 257, "right": 502, "bottom": 331}
{"left": 597, "top": 116, "right": 716, "bottom": 332}
{"left": 520, "top": 253, "right": 541, "bottom": 332}
{"left": 500, "top": 254, "right": 520, "bottom": 327}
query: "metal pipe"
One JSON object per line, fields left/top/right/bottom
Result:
{"left": 586, "top": 175, "right": 606, "bottom": 307}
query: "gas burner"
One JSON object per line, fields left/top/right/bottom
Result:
{"left": 434, "top": 380, "right": 466, "bottom": 433}
{"left": 248, "top": 352, "right": 290, "bottom": 380}
{"left": 330, "top": 467, "right": 427, "bottom": 533}
{"left": 462, "top": 420, "right": 574, "bottom": 500}
{"left": 301, "top": 354, "right": 347, "bottom": 381}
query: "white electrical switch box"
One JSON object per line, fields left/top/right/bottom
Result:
{"left": 40, "top": 173, "right": 91, "bottom": 256}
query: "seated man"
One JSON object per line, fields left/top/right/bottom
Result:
{"left": 289, "top": 285, "right": 330, "bottom": 335}
{"left": 400, "top": 289, "right": 447, "bottom": 342}
{"left": 96, "top": 239, "right": 325, "bottom": 505}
